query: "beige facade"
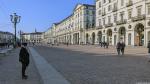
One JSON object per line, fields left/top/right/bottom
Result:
{"left": 43, "top": 4, "right": 95, "bottom": 45}
{"left": 43, "top": 0, "right": 150, "bottom": 46}
{"left": 0, "top": 31, "right": 14, "bottom": 43}
{"left": 21, "top": 32, "right": 43, "bottom": 43}
{"left": 94, "top": 0, "right": 150, "bottom": 46}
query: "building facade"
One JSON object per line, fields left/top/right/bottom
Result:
{"left": 94, "top": 0, "right": 150, "bottom": 46}
{"left": 0, "top": 31, "right": 14, "bottom": 43}
{"left": 43, "top": 0, "right": 150, "bottom": 46}
{"left": 43, "top": 4, "right": 96, "bottom": 45}
{"left": 21, "top": 32, "right": 43, "bottom": 43}
{"left": 43, "top": 27, "right": 54, "bottom": 44}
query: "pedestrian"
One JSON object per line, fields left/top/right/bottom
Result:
{"left": 66, "top": 42, "right": 69, "bottom": 46}
{"left": 33, "top": 42, "right": 35, "bottom": 46}
{"left": 116, "top": 41, "right": 121, "bottom": 55}
{"left": 120, "top": 41, "right": 125, "bottom": 55}
{"left": 101, "top": 42, "right": 103, "bottom": 47}
{"left": 106, "top": 42, "right": 109, "bottom": 49}
{"left": 103, "top": 41, "right": 106, "bottom": 48}
{"left": 99, "top": 41, "right": 101, "bottom": 45}
{"left": 147, "top": 41, "right": 150, "bottom": 62}
{"left": 19, "top": 44, "right": 30, "bottom": 79}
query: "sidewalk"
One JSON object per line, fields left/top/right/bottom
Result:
{"left": 0, "top": 48, "right": 42, "bottom": 84}
{"left": 29, "top": 47, "right": 70, "bottom": 84}
{"left": 52, "top": 45, "right": 148, "bottom": 56}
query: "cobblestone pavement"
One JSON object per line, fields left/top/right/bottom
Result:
{"left": 34, "top": 46, "right": 150, "bottom": 84}
{"left": 52, "top": 45, "right": 148, "bottom": 56}
{"left": 0, "top": 48, "right": 42, "bottom": 84}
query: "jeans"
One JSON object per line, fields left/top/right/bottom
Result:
{"left": 121, "top": 48, "right": 125, "bottom": 55}
{"left": 22, "top": 63, "right": 27, "bottom": 77}
{"left": 117, "top": 48, "right": 120, "bottom": 55}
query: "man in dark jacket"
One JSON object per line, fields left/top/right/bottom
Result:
{"left": 116, "top": 41, "right": 121, "bottom": 55}
{"left": 147, "top": 41, "right": 150, "bottom": 62}
{"left": 19, "top": 45, "right": 29, "bottom": 79}
{"left": 120, "top": 42, "right": 125, "bottom": 55}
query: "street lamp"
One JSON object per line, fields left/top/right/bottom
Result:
{"left": 10, "top": 13, "right": 21, "bottom": 48}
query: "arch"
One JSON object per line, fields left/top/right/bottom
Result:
{"left": 107, "top": 29, "right": 112, "bottom": 36}
{"left": 147, "top": 31, "right": 150, "bottom": 41}
{"left": 92, "top": 32, "right": 95, "bottom": 45}
{"left": 86, "top": 33, "right": 89, "bottom": 44}
{"left": 107, "top": 29, "right": 112, "bottom": 45}
{"left": 114, "top": 35, "right": 117, "bottom": 45}
{"left": 97, "top": 31, "right": 102, "bottom": 44}
{"left": 134, "top": 23, "right": 144, "bottom": 46}
{"left": 118, "top": 26, "right": 126, "bottom": 42}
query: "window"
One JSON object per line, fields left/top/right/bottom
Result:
{"left": 128, "top": 9, "right": 132, "bottom": 19}
{"left": 86, "top": 16, "right": 89, "bottom": 22}
{"left": 80, "top": 22, "right": 82, "bottom": 28}
{"left": 108, "top": 16, "right": 111, "bottom": 23}
{"left": 148, "top": 5, "right": 150, "bottom": 15}
{"left": 92, "top": 11, "right": 95, "bottom": 15}
{"left": 137, "top": 6, "right": 142, "bottom": 16}
{"left": 99, "top": 19, "right": 101, "bottom": 26}
{"left": 113, "top": 3, "right": 117, "bottom": 10}
{"left": 78, "top": 13, "right": 80, "bottom": 17}
{"left": 80, "top": 11, "right": 82, "bottom": 16}
{"left": 86, "top": 10, "right": 89, "bottom": 15}
{"left": 99, "top": 2, "right": 101, "bottom": 8}
{"left": 98, "top": 10, "right": 101, "bottom": 15}
{"left": 103, "top": 18, "right": 105, "bottom": 25}
{"left": 103, "top": 0, "right": 106, "bottom": 3}
{"left": 121, "top": 0, "right": 124, "bottom": 6}
{"left": 114, "top": 14, "right": 117, "bottom": 22}
{"left": 103, "top": 8, "right": 106, "bottom": 15}
{"left": 120, "top": 12, "right": 124, "bottom": 20}
{"left": 108, "top": 5, "right": 111, "bottom": 11}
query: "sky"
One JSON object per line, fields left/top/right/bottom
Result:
{"left": 0, "top": 0, "right": 94, "bottom": 34}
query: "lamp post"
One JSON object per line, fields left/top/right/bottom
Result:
{"left": 10, "top": 13, "right": 21, "bottom": 48}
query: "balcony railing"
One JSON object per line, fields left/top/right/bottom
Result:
{"left": 85, "top": 27, "right": 95, "bottom": 31}
{"left": 104, "top": 23, "right": 113, "bottom": 28}
{"left": 96, "top": 25, "right": 103, "bottom": 29}
{"left": 116, "top": 19, "right": 127, "bottom": 25}
{"left": 131, "top": 14, "right": 146, "bottom": 22}
{"left": 112, "top": 7, "right": 117, "bottom": 12}
{"left": 126, "top": 0, "right": 133, "bottom": 7}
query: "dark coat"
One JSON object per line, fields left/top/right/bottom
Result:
{"left": 19, "top": 47, "right": 29, "bottom": 66}
{"left": 147, "top": 42, "right": 150, "bottom": 53}
{"left": 120, "top": 42, "right": 125, "bottom": 49}
{"left": 116, "top": 42, "right": 121, "bottom": 49}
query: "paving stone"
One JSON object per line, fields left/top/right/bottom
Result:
{"left": 34, "top": 46, "right": 150, "bottom": 84}
{"left": 0, "top": 48, "right": 42, "bottom": 84}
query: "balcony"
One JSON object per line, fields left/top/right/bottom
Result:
{"left": 112, "top": 7, "right": 117, "bottom": 12}
{"left": 131, "top": 14, "right": 146, "bottom": 22}
{"left": 85, "top": 28, "right": 95, "bottom": 31}
{"left": 116, "top": 19, "right": 127, "bottom": 25}
{"left": 96, "top": 25, "right": 103, "bottom": 29}
{"left": 126, "top": 0, "right": 133, "bottom": 7}
{"left": 105, "top": 23, "right": 113, "bottom": 28}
